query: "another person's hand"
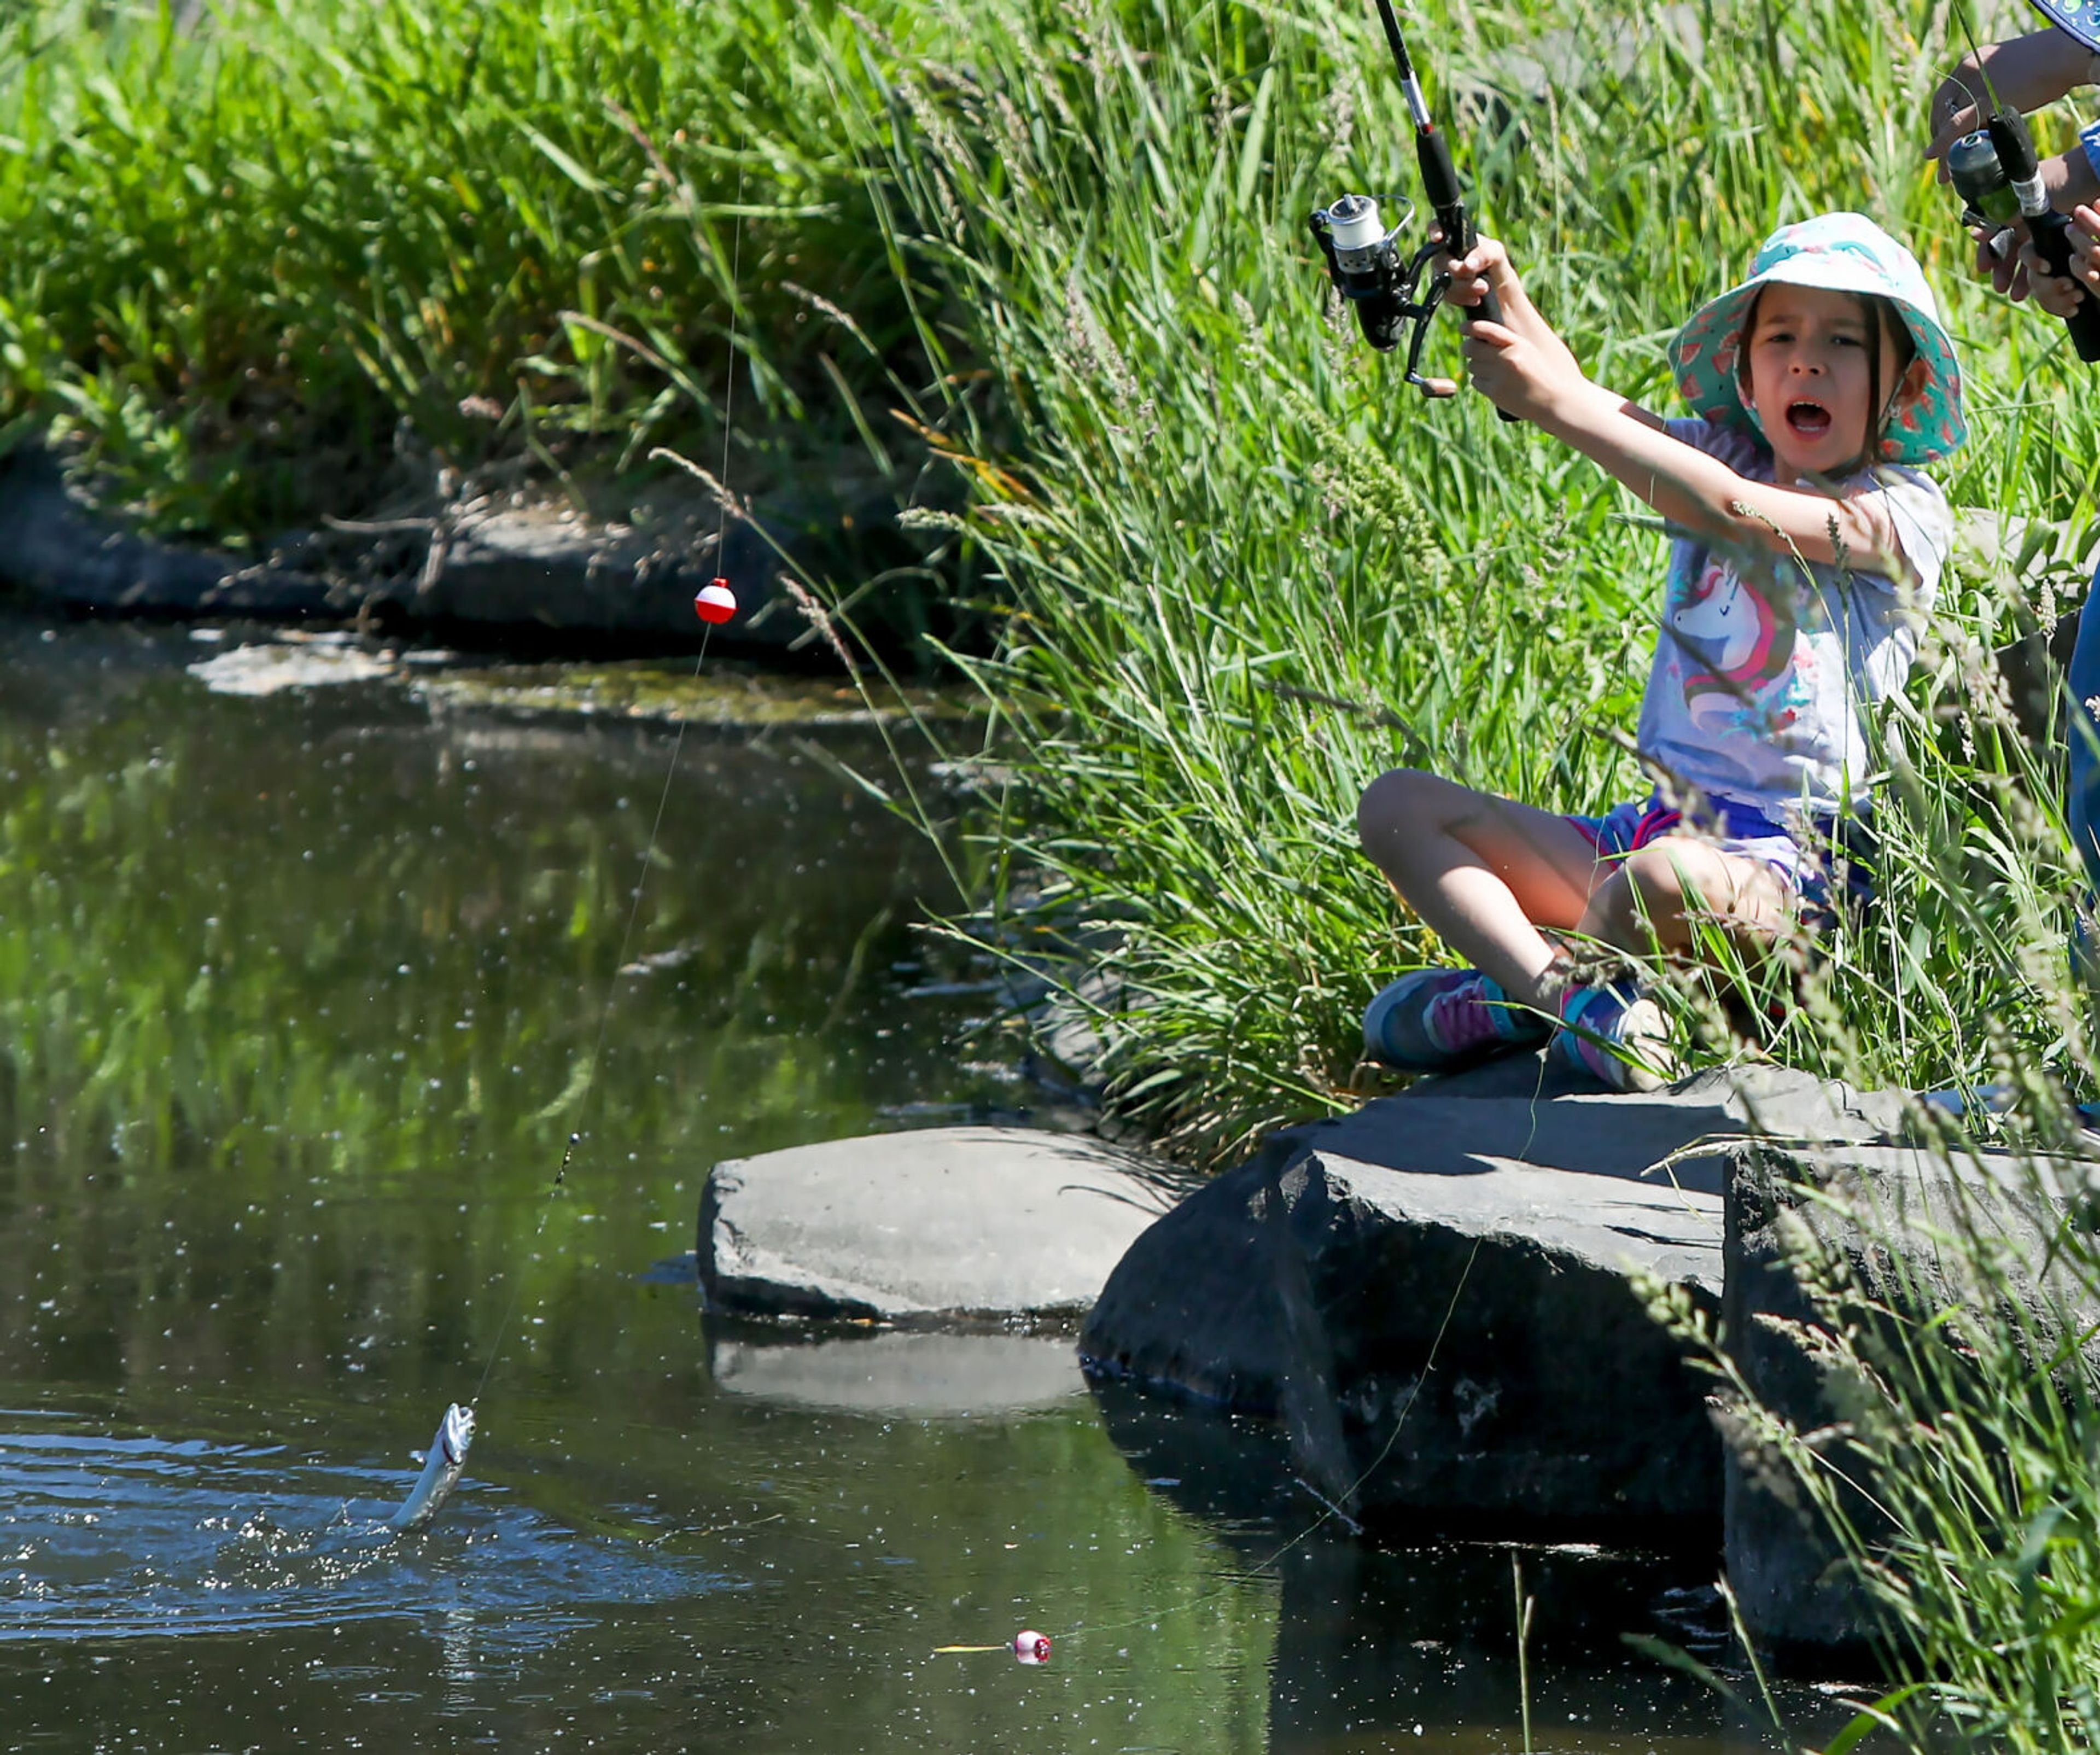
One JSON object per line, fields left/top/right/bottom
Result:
{"left": 1927, "top": 28, "right": 2091, "bottom": 171}
{"left": 2019, "top": 202, "right": 2100, "bottom": 318}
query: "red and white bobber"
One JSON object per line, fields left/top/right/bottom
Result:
{"left": 693, "top": 578, "right": 737, "bottom": 625}
{"left": 1012, "top": 1630, "right": 1051, "bottom": 1665}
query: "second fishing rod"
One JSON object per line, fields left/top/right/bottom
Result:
{"left": 1945, "top": 62, "right": 2100, "bottom": 361}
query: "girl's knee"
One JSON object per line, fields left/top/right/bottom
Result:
{"left": 1585, "top": 848, "right": 1693, "bottom": 946}
{"left": 1617, "top": 844, "right": 1695, "bottom": 910}
{"left": 1358, "top": 767, "right": 1429, "bottom": 847}
{"left": 1356, "top": 767, "right": 1459, "bottom": 848}
{"left": 1609, "top": 842, "right": 1784, "bottom": 940}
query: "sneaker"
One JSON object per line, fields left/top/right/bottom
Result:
{"left": 1362, "top": 968, "right": 1550, "bottom": 1071}
{"left": 1550, "top": 980, "right": 1677, "bottom": 1093}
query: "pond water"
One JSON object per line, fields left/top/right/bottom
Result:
{"left": 0, "top": 616, "right": 1811, "bottom": 1751}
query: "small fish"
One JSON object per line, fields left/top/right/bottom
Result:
{"left": 391, "top": 1402, "right": 475, "bottom": 1531}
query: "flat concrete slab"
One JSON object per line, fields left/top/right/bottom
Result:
{"left": 698, "top": 1126, "right": 1192, "bottom": 1320}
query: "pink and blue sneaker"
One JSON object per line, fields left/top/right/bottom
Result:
{"left": 1361, "top": 968, "right": 1551, "bottom": 1072}
{"left": 1549, "top": 980, "right": 1677, "bottom": 1093}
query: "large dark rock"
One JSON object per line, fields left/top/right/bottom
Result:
{"left": 1080, "top": 1069, "right": 1903, "bottom": 1539}
{"left": 0, "top": 444, "right": 344, "bottom": 616}
{"left": 1722, "top": 1135, "right": 2097, "bottom": 1660}
{"left": 410, "top": 501, "right": 803, "bottom": 646}
{"left": 698, "top": 1126, "right": 1192, "bottom": 1321}
{"left": 0, "top": 440, "right": 900, "bottom": 647}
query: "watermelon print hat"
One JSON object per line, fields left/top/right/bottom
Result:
{"left": 1666, "top": 212, "right": 1966, "bottom": 467}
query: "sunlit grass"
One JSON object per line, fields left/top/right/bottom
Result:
{"left": 0, "top": 0, "right": 934, "bottom": 536}
{"left": 801, "top": 0, "right": 2100, "bottom": 1160}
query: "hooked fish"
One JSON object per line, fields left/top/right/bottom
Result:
{"left": 390, "top": 1402, "right": 475, "bottom": 1531}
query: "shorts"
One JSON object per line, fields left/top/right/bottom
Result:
{"left": 1564, "top": 792, "right": 1867, "bottom": 912}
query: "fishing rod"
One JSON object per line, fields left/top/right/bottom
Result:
{"left": 1308, "top": 0, "right": 1516, "bottom": 418}
{"left": 1949, "top": 108, "right": 2100, "bottom": 361}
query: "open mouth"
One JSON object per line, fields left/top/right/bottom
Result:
{"left": 1785, "top": 399, "right": 1832, "bottom": 439}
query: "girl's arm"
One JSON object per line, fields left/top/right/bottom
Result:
{"left": 1445, "top": 239, "right": 1924, "bottom": 583}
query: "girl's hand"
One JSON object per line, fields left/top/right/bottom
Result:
{"left": 1434, "top": 234, "right": 1586, "bottom": 418}
{"left": 2020, "top": 203, "right": 2100, "bottom": 319}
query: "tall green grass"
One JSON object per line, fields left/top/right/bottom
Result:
{"left": 816, "top": 0, "right": 2100, "bottom": 1157}
{"left": 0, "top": 0, "right": 929, "bottom": 535}
{"left": 18, "top": 3, "right": 2100, "bottom": 1155}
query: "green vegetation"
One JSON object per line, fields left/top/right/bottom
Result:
{"left": 0, "top": 0, "right": 930, "bottom": 535}
{"left": 17, "top": 0, "right": 2098, "bottom": 1153}
{"left": 20, "top": 1, "right": 2100, "bottom": 1740}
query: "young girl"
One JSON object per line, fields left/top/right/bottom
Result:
{"left": 1357, "top": 213, "right": 1964, "bottom": 1091}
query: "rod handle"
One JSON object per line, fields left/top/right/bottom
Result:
{"left": 1419, "top": 120, "right": 1519, "bottom": 419}
{"left": 2030, "top": 211, "right": 2100, "bottom": 363}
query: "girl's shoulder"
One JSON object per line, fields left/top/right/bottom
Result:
{"left": 1852, "top": 464, "right": 1956, "bottom": 587}
{"left": 1662, "top": 413, "right": 1772, "bottom": 477}
{"left": 1855, "top": 463, "right": 1952, "bottom": 525}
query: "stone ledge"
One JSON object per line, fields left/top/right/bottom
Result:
{"left": 1723, "top": 1134, "right": 2100, "bottom": 1658}
{"left": 1078, "top": 1068, "right": 1903, "bottom": 1537}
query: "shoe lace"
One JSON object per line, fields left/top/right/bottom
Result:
{"left": 1424, "top": 977, "right": 1505, "bottom": 1055}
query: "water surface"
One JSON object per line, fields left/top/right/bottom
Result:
{"left": 0, "top": 617, "right": 1809, "bottom": 1751}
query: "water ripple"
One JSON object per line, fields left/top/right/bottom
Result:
{"left": 0, "top": 1421, "right": 733, "bottom": 1648}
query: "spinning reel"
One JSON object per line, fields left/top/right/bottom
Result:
{"left": 1946, "top": 100, "right": 2100, "bottom": 362}
{"left": 1308, "top": 0, "right": 1513, "bottom": 416}
{"left": 1308, "top": 191, "right": 1446, "bottom": 385}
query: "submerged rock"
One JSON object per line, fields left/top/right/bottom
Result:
{"left": 697, "top": 1126, "right": 1193, "bottom": 1321}
{"left": 1078, "top": 1068, "right": 1902, "bottom": 1540}
{"left": 186, "top": 634, "right": 396, "bottom": 695}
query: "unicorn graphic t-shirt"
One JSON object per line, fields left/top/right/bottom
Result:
{"left": 1632, "top": 416, "right": 1953, "bottom": 822}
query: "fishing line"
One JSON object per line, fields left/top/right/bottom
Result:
{"left": 428, "top": 48, "right": 759, "bottom": 1483}
{"left": 977, "top": 1229, "right": 1486, "bottom": 1659}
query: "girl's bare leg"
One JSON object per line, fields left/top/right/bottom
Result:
{"left": 1578, "top": 835, "right": 1790, "bottom": 957}
{"left": 1356, "top": 768, "right": 1603, "bottom": 1011}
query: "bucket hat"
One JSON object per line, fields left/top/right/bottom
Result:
{"left": 1667, "top": 212, "right": 1966, "bottom": 467}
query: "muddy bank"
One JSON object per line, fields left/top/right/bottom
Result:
{"left": 0, "top": 440, "right": 936, "bottom": 655}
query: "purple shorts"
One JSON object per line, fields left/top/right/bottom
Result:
{"left": 1564, "top": 794, "right": 1846, "bottom": 907}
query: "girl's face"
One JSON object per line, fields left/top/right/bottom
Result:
{"left": 1740, "top": 284, "right": 1924, "bottom": 477}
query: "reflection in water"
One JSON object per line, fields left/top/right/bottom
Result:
{"left": 708, "top": 1325, "right": 1087, "bottom": 1414}
{"left": 0, "top": 620, "right": 1784, "bottom": 1751}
